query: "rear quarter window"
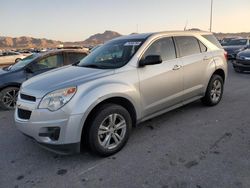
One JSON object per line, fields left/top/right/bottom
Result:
{"left": 66, "top": 52, "right": 87, "bottom": 65}
{"left": 202, "top": 35, "right": 222, "bottom": 49}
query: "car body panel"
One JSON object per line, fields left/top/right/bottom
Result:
{"left": 0, "top": 52, "right": 26, "bottom": 66}
{"left": 14, "top": 31, "right": 227, "bottom": 153}
{"left": 234, "top": 49, "right": 250, "bottom": 71}
{"left": 0, "top": 50, "right": 88, "bottom": 92}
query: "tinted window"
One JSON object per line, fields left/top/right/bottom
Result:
{"left": 227, "top": 39, "right": 247, "bottom": 46}
{"left": 202, "top": 34, "right": 222, "bottom": 48}
{"left": 30, "top": 54, "right": 63, "bottom": 72}
{"left": 9, "top": 52, "right": 18, "bottom": 55}
{"left": 199, "top": 41, "right": 207, "bottom": 52}
{"left": 66, "top": 52, "right": 87, "bottom": 64}
{"left": 10, "top": 54, "right": 38, "bottom": 71}
{"left": 175, "top": 36, "right": 201, "bottom": 57}
{"left": 143, "top": 37, "right": 176, "bottom": 61}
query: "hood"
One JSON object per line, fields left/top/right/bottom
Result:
{"left": 238, "top": 49, "right": 250, "bottom": 57}
{"left": 0, "top": 68, "right": 9, "bottom": 76}
{"left": 22, "top": 65, "right": 115, "bottom": 98}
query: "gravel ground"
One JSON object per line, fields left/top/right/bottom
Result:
{"left": 0, "top": 62, "right": 250, "bottom": 188}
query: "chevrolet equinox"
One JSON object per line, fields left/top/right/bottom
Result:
{"left": 15, "top": 31, "right": 228, "bottom": 156}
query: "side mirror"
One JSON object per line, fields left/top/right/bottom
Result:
{"left": 25, "top": 67, "right": 33, "bottom": 73}
{"left": 139, "top": 55, "right": 162, "bottom": 67}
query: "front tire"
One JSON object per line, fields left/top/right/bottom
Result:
{"left": 201, "top": 75, "right": 224, "bottom": 106}
{"left": 0, "top": 87, "right": 19, "bottom": 110}
{"left": 88, "top": 104, "right": 132, "bottom": 157}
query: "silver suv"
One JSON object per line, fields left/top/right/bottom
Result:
{"left": 15, "top": 31, "right": 227, "bottom": 156}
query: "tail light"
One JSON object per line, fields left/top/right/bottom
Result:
{"left": 224, "top": 51, "right": 228, "bottom": 61}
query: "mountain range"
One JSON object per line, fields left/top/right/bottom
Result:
{"left": 0, "top": 30, "right": 249, "bottom": 49}
{"left": 0, "top": 30, "right": 122, "bottom": 49}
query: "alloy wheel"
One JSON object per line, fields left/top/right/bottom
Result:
{"left": 210, "top": 79, "right": 222, "bottom": 103}
{"left": 2, "top": 89, "right": 19, "bottom": 109}
{"left": 98, "top": 113, "right": 127, "bottom": 150}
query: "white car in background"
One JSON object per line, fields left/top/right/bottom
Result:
{"left": 0, "top": 51, "right": 27, "bottom": 67}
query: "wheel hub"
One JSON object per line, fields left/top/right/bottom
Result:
{"left": 98, "top": 113, "right": 127, "bottom": 150}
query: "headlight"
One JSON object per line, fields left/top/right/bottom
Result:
{"left": 39, "top": 87, "right": 77, "bottom": 111}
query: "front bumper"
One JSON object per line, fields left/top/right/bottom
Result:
{"left": 233, "top": 60, "right": 250, "bottom": 71}
{"left": 15, "top": 95, "right": 84, "bottom": 154}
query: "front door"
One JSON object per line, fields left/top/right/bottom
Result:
{"left": 138, "top": 37, "right": 183, "bottom": 117}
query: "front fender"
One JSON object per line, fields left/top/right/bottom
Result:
{"left": 63, "top": 81, "right": 141, "bottom": 124}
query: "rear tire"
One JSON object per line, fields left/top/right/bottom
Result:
{"left": 0, "top": 87, "right": 19, "bottom": 110}
{"left": 15, "top": 58, "right": 21, "bottom": 63}
{"left": 87, "top": 104, "right": 132, "bottom": 157}
{"left": 201, "top": 75, "right": 224, "bottom": 106}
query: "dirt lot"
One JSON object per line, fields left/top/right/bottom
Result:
{"left": 0, "top": 62, "right": 250, "bottom": 188}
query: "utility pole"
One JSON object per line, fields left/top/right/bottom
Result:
{"left": 209, "top": 0, "right": 213, "bottom": 32}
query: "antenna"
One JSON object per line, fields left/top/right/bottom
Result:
{"left": 209, "top": 0, "right": 213, "bottom": 32}
{"left": 184, "top": 20, "right": 188, "bottom": 31}
{"left": 136, "top": 24, "right": 139, "bottom": 33}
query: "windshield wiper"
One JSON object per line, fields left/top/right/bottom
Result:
{"left": 72, "top": 61, "right": 80, "bottom": 66}
{"left": 81, "top": 64, "right": 103, "bottom": 69}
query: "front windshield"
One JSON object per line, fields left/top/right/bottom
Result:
{"left": 227, "top": 39, "right": 247, "bottom": 46}
{"left": 10, "top": 54, "right": 38, "bottom": 71}
{"left": 78, "top": 39, "right": 145, "bottom": 69}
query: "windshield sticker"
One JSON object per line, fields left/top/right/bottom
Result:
{"left": 124, "top": 41, "right": 141, "bottom": 46}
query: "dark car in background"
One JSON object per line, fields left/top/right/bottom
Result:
{"left": 223, "top": 38, "right": 250, "bottom": 59}
{"left": 220, "top": 37, "right": 236, "bottom": 46}
{"left": 0, "top": 49, "right": 88, "bottom": 110}
{"left": 233, "top": 46, "right": 250, "bottom": 73}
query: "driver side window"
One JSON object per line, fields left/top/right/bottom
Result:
{"left": 142, "top": 37, "right": 176, "bottom": 61}
{"left": 30, "top": 54, "right": 63, "bottom": 72}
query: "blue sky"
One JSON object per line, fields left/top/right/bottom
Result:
{"left": 0, "top": 0, "right": 249, "bottom": 41}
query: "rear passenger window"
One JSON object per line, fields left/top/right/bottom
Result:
{"left": 198, "top": 41, "right": 207, "bottom": 52}
{"left": 66, "top": 52, "right": 87, "bottom": 65}
{"left": 175, "top": 36, "right": 201, "bottom": 57}
{"left": 143, "top": 37, "right": 176, "bottom": 61}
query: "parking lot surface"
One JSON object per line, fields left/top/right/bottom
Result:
{"left": 0, "top": 62, "right": 250, "bottom": 188}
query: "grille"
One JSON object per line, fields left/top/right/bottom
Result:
{"left": 18, "top": 109, "right": 32, "bottom": 120}
{"left": 20, "top": 94, "right": 36, "bottom": 102}
{"left": 237, "top": 59, "right": 250, "bottom": 65}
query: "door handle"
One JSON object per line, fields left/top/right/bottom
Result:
{"left": 173, "top": 65, "right": 182, "bottom": 70}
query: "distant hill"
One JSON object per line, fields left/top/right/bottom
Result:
{"left": 64, "top": 30, "right": 122, "bottom": 47}
{"left": 0, "top": 30, "right": 249, "bottom": 49}
{"left": 0, "top": 36, "right": 62, "bottom": 49}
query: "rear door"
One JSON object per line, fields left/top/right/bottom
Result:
{"left": 174, "top": 36, "right": 213, "bottom": 101}
{"left": 26, "top": 53, "right": 64, "bottom": 77}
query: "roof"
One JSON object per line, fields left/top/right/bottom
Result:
{"left": 114, "top": 30, "right": 212, "bottom": 41}
{"left": 35, "top": 49, "right": 88, "bottom": 57}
